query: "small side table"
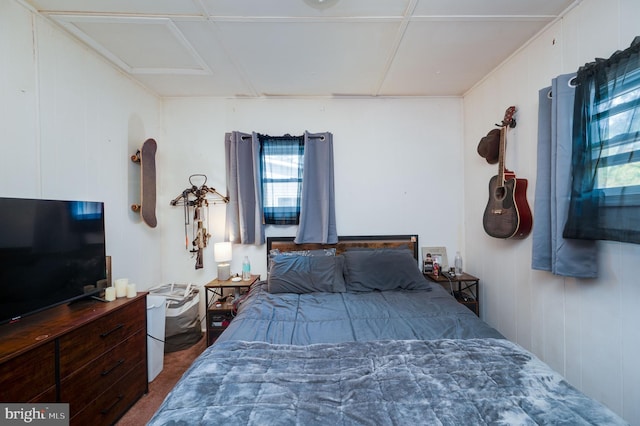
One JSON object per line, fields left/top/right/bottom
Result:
{"left": 425, "top": 272, "right": 480, "bottom": 316}
{"left": 204, "top": 274, "right": 260, "bottom": 346}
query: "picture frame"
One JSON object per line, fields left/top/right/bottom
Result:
{"left": 421, "top": 246, "right": 448, "bottom": 273}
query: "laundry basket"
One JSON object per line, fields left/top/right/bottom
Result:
{"left": 149, "top": 283, "right": 202, "bottom": 353}
{"left": 146, "top": 295, "right": 166, "bottom": 382}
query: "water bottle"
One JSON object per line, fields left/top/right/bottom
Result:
{"left": 242, "top": 256, "right": 251, "bottom": 281}
{"left": 454, "top": 251, "right": 463, "bottom": 275}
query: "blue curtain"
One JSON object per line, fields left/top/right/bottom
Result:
{"left": 295, "top": 131, "right": 338, "bottom": 244}
{"left": 564, "top": 37, "right": 640, "bottom": 244}
{"left": 224, "top": 131, "right": 265, "bottom": 244}
{"left": 532, "top": 74, "right": 598, "bottom": 278}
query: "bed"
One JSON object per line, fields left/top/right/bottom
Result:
{"left": 148, "top": 235, "right": 626, "bottom": 425}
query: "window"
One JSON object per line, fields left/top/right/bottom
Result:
{"left": 259, "top": 134, "right": 304, "bottom": 225}
{"left": 589, "top": 67, "right": 640, "bottom": 206}
{"left": 564, "top": 37, "right": 640, "bottom": 243}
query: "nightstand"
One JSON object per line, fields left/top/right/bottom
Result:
{"left": 204, "top": 275, "right": 259, "bottom": 346}
{"left": 425, "top": 272, "right": 480, "bottom": 316}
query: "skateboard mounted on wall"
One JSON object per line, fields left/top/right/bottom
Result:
{"left": 131, "top": 138, "right": 157, "bottom": 228}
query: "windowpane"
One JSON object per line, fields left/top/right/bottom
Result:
{"left": 596, "top": 162, "right": 640, "bottom": 189}
{"left": 259, "top": 135, "right": 304, "bottom": 224}
{"left": 262, "top": 180, "right": 300, "bottom": 207}
{"left": 590, "top": 69, "right": 640, "bottom": 192}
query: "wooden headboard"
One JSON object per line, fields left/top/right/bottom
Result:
{"left": 266, "top": 235, "right": 419, "bottom": 263}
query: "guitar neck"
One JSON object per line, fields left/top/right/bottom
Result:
{"left": 497, "top": 105, "right": 515, "bottom": 186}
{"left": 497, "top": 125, "right": 506, "bottom": 185}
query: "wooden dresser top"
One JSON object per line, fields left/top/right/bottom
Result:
{"left": 0, "top": 293, "right": 147, "bottom": 364}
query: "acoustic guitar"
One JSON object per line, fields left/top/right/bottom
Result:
{"left": 482, "top": 107, "right": 533, "bottom": 239}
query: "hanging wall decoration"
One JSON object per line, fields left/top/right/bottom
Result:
{"left": 481, "top": 106, "right": 533, "bottom": 240}
{"left": 130, "top": 138, "right": 158, "bottom": 227}
{"left": 170, "top": 174, "right": 229, "bottom": 269}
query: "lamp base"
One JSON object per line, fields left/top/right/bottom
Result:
{"left": 217, "top": 263, "right": 231, "bottom": 281}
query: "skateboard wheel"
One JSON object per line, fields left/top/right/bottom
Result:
{"left": 131, "top": 204, "right": 141, "bottom": 212}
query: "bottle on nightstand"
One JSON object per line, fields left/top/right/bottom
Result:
{"left": 454, "top": 251, "right": 463, "bottom": 275}
{"left": 242, "top": 256, "right": 251, "bottom": 281}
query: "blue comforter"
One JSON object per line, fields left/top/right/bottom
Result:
{"left": 148, "top": 282, "right": 626, "bottom": 425}
{"left": 217, "top": 281, "right": 502, "bottom": 344}
{"left": 148, "top": 338, "right": 626, "bottom": 425}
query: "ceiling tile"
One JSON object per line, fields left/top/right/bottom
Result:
{"left": 51, "top": 16, "right": 210, "bottom": 74}
{"left": 215, "top": 21, "right": 401, "bottom": 96}
{"left": 380, "top": 19, "right": 546, "bottom": 96}
{"left": 200, "top": 0, "right": 412, "bottom": 18}
{"left": 27, "top": 0, "right": 204, "bottom": 15}
{"left": 134, "top": 74, "right": 252, "bottom": 97}
{"left": 413, "top": 0, "right": 575, "bottom": 16}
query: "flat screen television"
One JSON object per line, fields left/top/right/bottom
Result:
{"left": 0, "top": 197, "right": 107, "bottom": 324}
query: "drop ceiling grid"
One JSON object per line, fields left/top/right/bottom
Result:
{"left": 22, "top": 0, "right": 579, "bottom": 97}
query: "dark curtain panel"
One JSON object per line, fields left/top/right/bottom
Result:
{"left": 564, "top": 37, "right": 640, "bottom": 244}
{"left": 258, "top": 134, "right": 304, "bottom": 225}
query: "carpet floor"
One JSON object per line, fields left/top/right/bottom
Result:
{"left": 116, "top": 335, "right": 207, "bottom": 425}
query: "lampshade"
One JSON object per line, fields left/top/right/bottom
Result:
{"left": 214, "top": 242, "right": 232, "bottom": 280}
{"left": 214, "top": 242, "right": 232, "bottom": 263}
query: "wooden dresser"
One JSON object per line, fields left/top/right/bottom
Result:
{"left": 0, "top": 294, "right": 148, "bottom": 425}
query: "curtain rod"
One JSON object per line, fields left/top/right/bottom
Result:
{"left": 240, "top": 134, "right": 326, "bottom": 140}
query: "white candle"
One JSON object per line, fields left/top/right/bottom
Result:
{"left": 115, "top": 278, "right": 128, "bottom": 298}
{"left": 105, "top": 287, "right": 116, "bottom": 302}
{"left": 126, "top": 283, "right": 137, "bottom": 298}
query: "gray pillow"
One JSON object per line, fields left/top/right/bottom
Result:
{"left": 269, "top": 248, "right": 336, "bottom": 257}
{"left": 268, "top": 254, "right": 346, "bottom": 294}
{"left": 343, "top": 249, "right": 430, "bottom": 292}
{"left": 268, "top": 248, "right": 336, "bottom": 276}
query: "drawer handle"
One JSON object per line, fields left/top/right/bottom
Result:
{"left": 101, "top": 359, "right": 125, "bottom": 376}
{"left": 100, "top": 394, "right": 124, "bottom": 415}
{"left": 100, "top": 323, "right": 124, "bottom": 338}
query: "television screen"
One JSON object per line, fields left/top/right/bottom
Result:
{"left": 0, "top": 197, "right": 107, "bottom": 324}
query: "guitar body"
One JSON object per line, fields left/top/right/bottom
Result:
{"left": 512, "top": 177, "right": 533, "bottom": 239}
{"left": 483, "top": 174, "right": 532, "bottom": 239}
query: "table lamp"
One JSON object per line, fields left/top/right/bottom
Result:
{"left": 214, "top": 242, "right": 232, "bottom": 280}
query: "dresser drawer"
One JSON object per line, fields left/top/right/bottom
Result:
{"left": 70, "top": 361, "right": 147, "bottom": 426}
{"left": 60, "top": 329, "right": 146, "bottom": 410}
{"left": 30, "top": 386, "right": 57, "bottom": 403}
{"left": 58, "top": 298, "right": 145, "bottom": 377}
{"left": 0, "top": 341, "right": 56, "bottom": 402}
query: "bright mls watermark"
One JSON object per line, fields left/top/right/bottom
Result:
{"left": 1, "top": 404, "right": 68, "bottom": 425}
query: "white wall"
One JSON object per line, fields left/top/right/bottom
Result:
{"left": 463, "top": 0, "right": 640, "bottom": 423}
{"left": 5, "top": 0, "right": 638, "bottom": 423}
{"left": 160, "top": 97, "right": 465, "bottom": 283}
{"left": 1, "top": 1, "right": 163, "bottom": 289}
{"left": 160, "top": 97, "right": 466, "bottom": 333}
